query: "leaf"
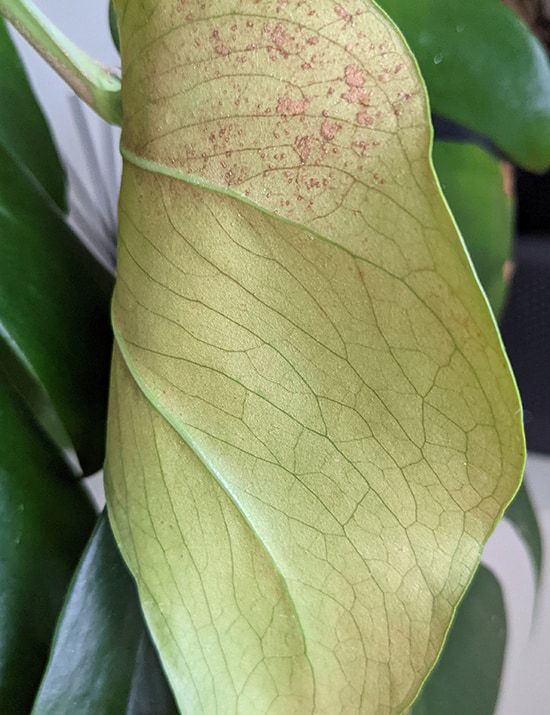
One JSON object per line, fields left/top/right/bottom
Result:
{"left": 505, "top": 478, "right": 543, "bottom": 588}
{"left": 410, "top": 565, "right": 506, "bottom": 715}
{"left": 106, "top": 1, "right": 524, "bottom": 713}
{"left": 0, "top": 10, "right": 114, "bottom": 472}
{"left": 0, "top": 143, "right": 113, "bottom": 473}
{"left": 0, "top": 17, "right": 65, "bottom": 208}
{"left": 376, "top": 0, "right": 550, "bottom": 172}
{"left": 32, "top": 512, "right": 178, "bottom": 715}
{"left": 432, "top": 140, "right": 514, "bottom": 318}
{"left": 0, "top": 376, "right": 95, "bottom": 714}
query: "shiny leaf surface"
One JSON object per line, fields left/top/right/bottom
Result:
{"left": 0, "top": 11, "right": 114, "bottom": 472}
{"left": 410, "top": 565, "right": 506, "bottom": 715}
{"left": 32, "top": 512, "right": 177, "bottom": 715}
{"left": 377, "top": 0, "right": 550, "bottom": 171}
{"left": 505, "top": 478, "right": 542, "bottom": 587}
{"left": 106, "top": 1, "right": 524, "bottom": 713}
{"left": 0, "top": 377, "right": 95, "bottom": 714}
{"left": 0, "top": 17, "right": 65, "bottom": 208}
{"left": 432, "top": 140, "right": 514, "bottom": 317}
{"left": 0, "top": 143, "right": 113, "bottom": 473}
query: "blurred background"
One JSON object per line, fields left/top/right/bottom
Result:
{"left": 8, "top": 2, "right": 550, "bottom": 713}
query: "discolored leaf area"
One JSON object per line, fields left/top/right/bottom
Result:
{"left": 106, "top": 1, "right": 525, "bottom": 713}
{"left": 32, "top": 512, "right": 178, "bottom": 715}
{"left": 0, "top": 378, "right": 95, "bottom": 714}
{"left": 377, "top": 0, "right": 550, "bottom": 172}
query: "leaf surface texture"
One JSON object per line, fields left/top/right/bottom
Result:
{"left": 107, "top": 2, "right": 525, "bottom": 712}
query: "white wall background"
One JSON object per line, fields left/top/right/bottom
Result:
{"left": 8, "top": 2, "right": 550, "bottom": 713}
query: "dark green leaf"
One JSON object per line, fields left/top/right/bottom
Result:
{"left": 0, "top": 18, "right": 65, "bottom": 208}
{"left": 0, "top": 143, "right": 113, "bottom": 473}
{"left": 432, "top": 140, "right": 514, "bottom": 318}
{"left": 0, "top": 377, "right": 95, "bottom": 715}
{"left": 505, "top": 478, "right": 543, "bottom": 588}
{"left": 32, "top": 512, "right": 178, "bottom": 715}
{"left": 410, "top": 565, "right": 506, "bottom": 715}
{"left": 377, "top": 0, "right": 550, "bottom": 171}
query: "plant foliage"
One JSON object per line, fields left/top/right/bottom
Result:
{"left": 0, "top": 0, "right": 547, "bottom": 713}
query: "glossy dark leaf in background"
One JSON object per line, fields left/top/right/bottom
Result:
{"left": 377, "top": 0, "right": 550, "bottom": 171}
{"left": 410, "top": 565, "right": 506, "bottom": 715}
{"left": 32, "top": 512, "right": 178, "bottom": 715}
{"left": 432, "top": 140, "right": 514, "bottom": 318}
{"left": 505, "top": 479, "right": 543, "bottom": 587}
{"left": 0, "top": 18, "right": 113, "bottom": 473}
{"left": 0, "top": 378, "right": 95, "bottom": 715}
{"left": 0, "top": 143, "right": 113, "bottom": 473}
{"left": 0, "top": 18, "right": 65, "bottom": 208}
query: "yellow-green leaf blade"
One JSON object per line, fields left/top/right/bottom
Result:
{"left": 107, "top": 1, "right": 526, "bottom": 713}
{"left": 107, "top": 345, "right": 316, "bottom": 714}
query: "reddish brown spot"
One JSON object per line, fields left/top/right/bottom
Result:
{"left": 354, "top": 140, "right": 370, "bottom": 156}
{"left": 335, "top": 4, "right": 352, "bottom": 22}
{"left": 320, "top": 119, "right": 341, "bottom": 141}
{"left": 342, "top": 87, "right": 371, "bottom": 105}
{"left": 307, "top": 36, "right": 320, "bottom": 45}
{"left": 277, "top": 0, "right": 289, "bottom": 11}
{"left": 215, "top": 43, "right": 231, "bottom": 56}
{"left": 295, "top": 135, "right": 314, "bottom": 163}
{"left": 276, "top": 97, "right": 311, "bottom": 116}
{"left": 344, "top": 64, "right": 365, "bottom": 88}
{"left": 356, "top": 112, "right": 373, "bottom": 126}
{"left": 305, "top": 177, "right": 321, "bottom": 190}
{"left": 271, "top": 23, "right": 291, "bottom": 55}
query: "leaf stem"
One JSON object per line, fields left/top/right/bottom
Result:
{"left": 0, "top": 0, "right": 122, "bottom": 125}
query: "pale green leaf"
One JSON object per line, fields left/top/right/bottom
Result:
{"left": 105, "top": 1, "right": 525, "bottom": 713}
